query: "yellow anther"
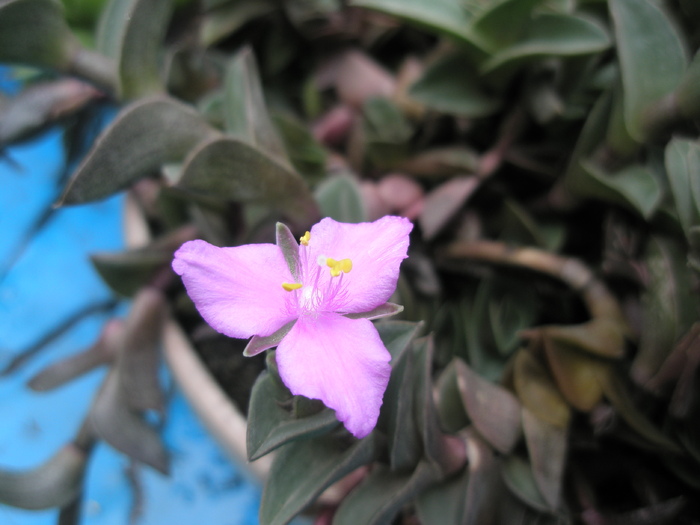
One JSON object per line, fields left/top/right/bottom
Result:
{"left": 282, "top": 282, "right": 303, "bottom": 292}
{"left": 300, "top": 231, "right": 311, "bottom": 246}
{"left": 326, "top": 257, "right": 352, "bottom": 277}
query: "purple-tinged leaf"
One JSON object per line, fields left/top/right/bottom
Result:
{"left": 259, "top": 434, "right": 377, "bottom": 525}
{"left": 0, "top": 444, "right": 87, "bottom": 510}
{"left": 419, "top": 176, "right": 479, "bottom": 240}
{"left": 28, "top": 319, "right": 122, "bottom": 391}
{"left": 455, "top": 358, "right": 521, "bottom": 454}
{"left": 333, "top": 461, "right": 442, "bottom": 525}
{"left": 89, "top": 369, "right": 170, "bottom": 475}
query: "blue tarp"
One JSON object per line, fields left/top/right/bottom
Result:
{"left": 0, "top": 71, "right": 261, "bottom": 525}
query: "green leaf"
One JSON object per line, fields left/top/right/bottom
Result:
{"left": 435, "top": 360, "right": 470, "bottom": 433}
{"left": 333, "top": 461, "right": 442, "bottom": 525}
{"left": 344, "top": 303, "right": 403, "bottom": 321}
{"left": 542, "top": 336, "right": 606, "bottom": 412}
{"left": 482, "top": 14, "right": 611, "bottom": 74}
{"left": 116, "top": 289, "right": 166, "bottom": 412}
{"left": 92, "top": 225, "right": 196, "bottom": 296}
{"left": 349, "top": 0, "right": 476, "bottom": 49}
{"left": 541, "top": 319, "right": 626, "bottom": 360}
{"left": 96, "top": 0, "right": 132, "bottom": 58}
{"left": 0, "top": 445, "right": 86, "bottom": 510}
{"left": 409, "top": 53, "right": 501, "bottom": 118}
{"left": 610, "top": 0, "right": 687, "bottom": 141}
{"left": 376, "top": 320, "right": 422, "bottom": 361}
{"left": 416, "top": 429, "right": 500, "bottom": 525}
{"left": 276, "top": 222, "right": 302, "bottom": 282}
{"left": 96, "top": 0, "right": 172, "bottom": 99}
{"left": 0, "top": 0, "right": 77, "bottom": 70}
{"left": 273, "top": 112, "right": 327, "bottom": 184}
{"left": 563, "top": 91, "right": 611, "bottom": 197}
{"left": 90, "top": 369, "right": 170, "bottom": 474}
{"left": 676, "top": 50, "right": 700, "bottom": 119}
{"left": 487, "top": 275, "right": 538, "bottom": 355}
{"left": 118, "top": 0, "right": 171, "bottom": 99}
{"left": 500, "top": 199, "right": 565, "bottom": 252}
{"left": 578, "top": 161, "right": 663, "bottom": 219}
{"left": 199, "top": 0, "right": 276, "bottom": 47}
{"left": 314, "top": 173, "right": 367, "bottom": 223}
{"left": 513, "top": 349, "right": 571, "bottom": 428}
{"left": 469, "top": 0, "right": 540, "bottom": 53}
{"left": 665, "top": 138, "right": 700, "bottom": 236}
{"left": 501, "top": 455, "right": 550, "bottom": 513}
{"left": 376, "top": 321, "right": 420, "bottom": 469}
{"left": 380, "top": 337, "right": 422, "bottom": 471}
{"left": 59, "top": 96, "right": 218, "bottom": 205}
{"left": 415, "top": 467, "right": 471, "bottom": 525}
{"left": 223, "top": 47, "right": 290, "bottom": 165}
{"left": 632, "top": 236, "right": 700, "bottom": 386}
{"left": 259, "top": 434, "right": 377, "bottom": 525}
{"left": 246, "top": 372, "right": 340, "bottom": 461}
{"left": 455, "top": 359, "right": 521, "bottom": 454}
{"left": 284, "top": 0, "right": 341, "bottom": 33}
{"left": 413, "top": 336, "right": 442, "bottom": 462}
{"left": 600, "top": 372, "right": 682, "bottom": 454}
{"left": 176, "top": 136, "right": 318, "bottom": 224}
{"left": 91, "top": 250, "right": 173, "bottom": 297}
{"left": 522, "top": 408, "right": 566, "bottom": 510}
{"left": 363, "top": 97, "right": 413, "bottom": 165}
{"left": 460, "top": 429, "right": 503, "bottom": 525}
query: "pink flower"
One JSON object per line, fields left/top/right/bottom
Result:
{"left": 172, "top": 216, "right": 413, "bottom": 438}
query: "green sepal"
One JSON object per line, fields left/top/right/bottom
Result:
{"left": 243, "top": 320, "right": 297, "bottom": 357}
{"left": 275, "top": 222, "right": 302, "bottom": 283}
{"left": 345, "top": 303, "right": 404, "bottom": 321}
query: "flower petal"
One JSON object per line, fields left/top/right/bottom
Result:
{"left": 172, "top": 239, "right": 296, "bottom": 338}
{"left": 275, "top": 313, "right": 391, "bottom": 438}
{"left": 307, "top": 216, "right": 412, "bottom": 313}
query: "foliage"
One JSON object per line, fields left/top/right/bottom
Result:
{"left": 1, "top": 0, "right": 700, "bottom": 523}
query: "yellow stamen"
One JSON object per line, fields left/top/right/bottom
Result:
{"left": 300, "top": 231, "right": 311, "bottom": 246}
{"left": 282, "top": 282, "right": 303, "bottom": 291}
{"left": 326, "top": 257, "right": 352, "bottom": 277}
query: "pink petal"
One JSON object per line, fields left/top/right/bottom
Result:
{"left": 307, "top": 216, "right": 412, "bottom": 313}
{"left": 172, "top": 240, "right": 296, "bottom": 338}
{"left": 275, "top": 313, "right": 391, "bottom": 438}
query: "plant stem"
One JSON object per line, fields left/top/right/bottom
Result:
{"left": 441, "top": 240, "right": 625, "bottom": 323}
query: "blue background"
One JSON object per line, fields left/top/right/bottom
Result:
{"left": 0, "top": 68, "right": 262, "bottom": 525}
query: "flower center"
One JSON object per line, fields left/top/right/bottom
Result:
{"left": 317, "top": 255, "right": 353, "bottom": 277}
{"left": 278, "top": 231, "right": 354, "bottom": 314}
